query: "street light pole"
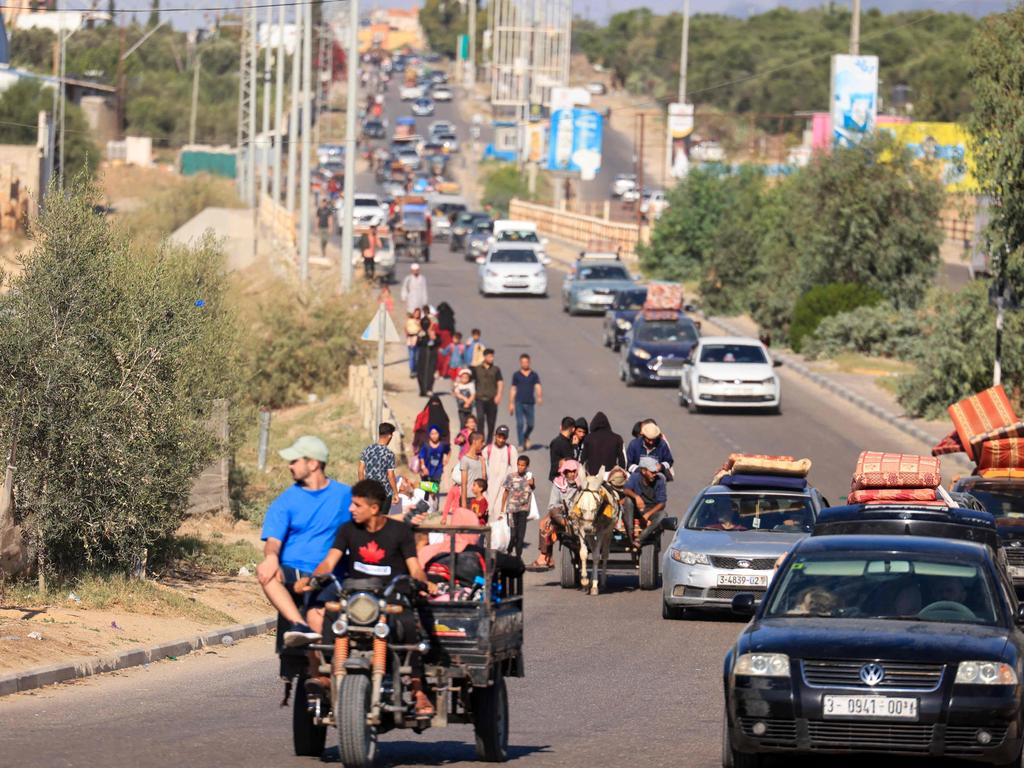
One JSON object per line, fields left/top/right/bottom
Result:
{"left": 850, "top": 0, "right": 861, "bottom": 56}
{"left": 286, "top": 4, "right": 302, "bottom": 216}
{"left": 272, "top": 0, "right": 286, "bottom": 205}
{"left": 188, "top": 52, "right": 201, "bottom": 145}
{"left": 298, "top": 0, "right": 313, "bottom": 284}
{"left": 339, "top": 0, "right": 359, "bottom": 293}
{"left": 467, "top": 0, "right": 476, "bottom": 88}
{"left": 260, "top": 0, "right": 273, "bottom": 202}
{"left": 678, "top": 0, "right": 689, "bottom": 103}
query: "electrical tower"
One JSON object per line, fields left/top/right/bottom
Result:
{"left": 236, "top": 0, "right": 257, "bottom": 205}
{"left": 315, "top": 10, "right": 333, "bottom": 145}
{"left": 488, "top": 0, "right": 571, "bottom": 116}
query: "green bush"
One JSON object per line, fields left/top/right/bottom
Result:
{"left": 122, "top": 173, "right": 242, "bottom": 241}
{"left": 481, "top": 163, "right": 531, "bottom": 217}
{"left": 242, "top": 280, "right": 374, "bottom": 409}
{"left": 802, "top": 303, "right": 923, "bottom": 360}
{"left": 0, "top": 181, "right": 243, "bottom": 577}
{"left": 789, "top": 283, "right": 883, "bottom": 352}
{"left": 896, "top": 282, "right": 1024, "bottom": 419}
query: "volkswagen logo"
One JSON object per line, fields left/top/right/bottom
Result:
{"left": 736, "top": 559, "right": 752, "bottom": 569}
{"left": 859, "top": 663, "right": 886, "bottom": 687}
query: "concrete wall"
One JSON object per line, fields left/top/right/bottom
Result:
{"left": 0, "top": 143, "right": 41, "bottom": 223}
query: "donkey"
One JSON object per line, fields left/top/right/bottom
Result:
{"left": 567, "top": 466, "right": 620, "bottom": 595}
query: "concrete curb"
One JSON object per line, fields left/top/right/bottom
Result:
{"left": 0, "top": 615, "right": 276, "bottom": 698}
{"left": 704, "top": 314, "right": 971, "bottom": 470}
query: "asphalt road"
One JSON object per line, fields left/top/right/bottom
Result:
{"left": 0, "top": 84, "right": 961, "bottom": 768}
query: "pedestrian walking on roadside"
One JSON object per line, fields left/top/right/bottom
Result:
{"left": 316, "top": 198, "right": 333, "bottom": 259}
{"left": 357, "top": 224, "right": 381, "bottom": 281}
{"left": 404, "top": 308, "right": 423, "bottom": 378}
{"left": 508, "top": 354, "right": 542, "bottom": 451}
{"left": 358, "top": 422, "right": 400, "bottom": 508}
{"left": 465, "top": 328, "right": 485, "bottom": 367}
{"left": 445, "top": 331, "right": 469, "bottom": 381}
{"left": 501, "top": 455, "right": 535, "bottom": 559}
{"left": 472, "top": 348, "right": 504, "bottom": 443}
{"left": 400, "top": 262, "right": 428, "bottom": 312}
{"left": 548, "top": 416, "right": 576, "bottom": 481}
{"left": 483, "top": 425, "right": 518, "bottom": 512}
{"left": 416, "top": 326, "right": 439, "bottom": 396}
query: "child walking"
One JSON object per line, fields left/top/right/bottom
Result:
{"left": 501, "top": 455, "right": 535, "bottom": 559}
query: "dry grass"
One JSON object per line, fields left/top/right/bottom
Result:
{"left": 3, "top": 574, "right": 234, "bottom": 624}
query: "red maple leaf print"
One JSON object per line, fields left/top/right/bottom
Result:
{"left": 359, "top": 540, "right": 386, "bottom": 564}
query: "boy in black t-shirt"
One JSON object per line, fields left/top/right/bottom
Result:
{"left": 298, "top": 479, "right": 435, "bottom": 716}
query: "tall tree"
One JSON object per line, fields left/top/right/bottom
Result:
{"left": 148, "top": 0, "right": 159, "bottom": 28}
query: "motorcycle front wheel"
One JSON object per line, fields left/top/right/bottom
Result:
{"left": 337, "top": 675, "right": 378, "bottom": 768}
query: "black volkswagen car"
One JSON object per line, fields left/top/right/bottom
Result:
{"left": 723, "top": 534, "right": 1024, "bottom": 767}
{"left": 601, "top": 286, "right": 647, "bottom": 352}
{"left": 955, "top": 476, "right": 1024, "bottom": 595}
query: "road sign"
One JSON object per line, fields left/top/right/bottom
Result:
{"left": 667, "top": 102, "right": 694, "bottom": 138}
{"left": 361, "top": 306, "right": 401, "bottom": 343}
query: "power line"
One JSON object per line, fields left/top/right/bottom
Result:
{"left": 4, "top": 0, "right": 337, "bottom": 14}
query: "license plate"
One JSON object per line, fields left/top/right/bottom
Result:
{"left": 658, "top": 367, "right": 683, "bottom": 378}
{"left": 717, "top": 573, "right": 768, "bottom": 587}
{"left": 725, "top": 386, "right": 756, "bottom": 396}
{"left": 1011, "top": 566, "right": 1024, "bottom": 580}
{"left": 822, "top": 695, "right": 918, "bottom": 720}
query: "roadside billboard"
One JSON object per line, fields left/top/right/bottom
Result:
{"left": 546, "top": 108, "right": 603, "bottom": 181}
{"left": 830, "top": 54, "right": 878, "bottom": 148}
{"left": 668, "top": 102, "right": 694, "bottom": 179}
{"left": 883, "top": 121, "right": 977, "bottom": 193}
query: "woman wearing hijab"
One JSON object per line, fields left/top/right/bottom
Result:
{"left": 422, "top": 394, "right": 451, "bottom": 442}
{"left": 581, "top": 411, "right": 625, "bottom": 477}
{"left": 416, "top": 325, "right": 440, "bottom": 396}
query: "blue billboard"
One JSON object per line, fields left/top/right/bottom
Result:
{"left": 546, "top": 108, "right": 604, "bottom": 180}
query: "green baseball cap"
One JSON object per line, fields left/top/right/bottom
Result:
{"left": 279, "top": 435, "right": 329, "bottom": 464}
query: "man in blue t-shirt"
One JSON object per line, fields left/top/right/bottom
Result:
{"left": 257, "top": 435, "right": 352, "bottom": 646}
{"left": 508, "top": 353, "right": 542, "bottom": 451}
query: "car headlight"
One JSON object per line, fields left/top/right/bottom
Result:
{"left": 616, "top": 318, "right": 632, "bottom": 330}
{"left": 485, "top": 269, "right": 500, "bottom": 278}
{"left": 698, "top": 375, "right": 719, "bottom": 385}
{"left": 669, "top": 548, "right": 710, "bottom": 565}
{"left": 760, "top": 377, "right": 776, "bottom": 386}
{"left": 345, "top": 593, "right": 381, "bottom": 626}
{"left": 955, "top": 661, "right": 1018, "bottom": 685}
{"left": 577, "top": 290, "right": 594, "bottom": 300}
{"left": 735, "top": 653, "right": 790, "bottom": 678}
{"left": 633, "top": 348, "right": 652, "bottom": 360}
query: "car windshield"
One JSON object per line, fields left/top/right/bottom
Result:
{"left": 700, "top": 344, "right": 767, "bottom": 364}
{"left": 490, "top": 249, "right": 538, "bottom": 264}
{"left": 614, "top": 289, "right": 648, "bottom": 309}
{"left": 687, "top": 493, "right": 813, "bottom": 533}
{"left": 497, "top": 230, "right": 539, "bottom": 243}
{"left": 354, "top": 197, "right": 379, "bottom": 206}
{"left": 578, "top": 265, "right": 630, "bottom": 281}
{"left": 766, "top": 553, "right": 1000, "bottom": 625}
{"left": 635, "top": 321, "right": 698, "bottom": 343}
{"left": 964, "top": 487, "right": 1024, "bottom": 521}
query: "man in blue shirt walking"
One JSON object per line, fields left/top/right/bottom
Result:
{"left": 257, "top": 435, "right": 352, "bottom": 647}
{"left": 508, "top": 353, "right": 542, "bottom": 451}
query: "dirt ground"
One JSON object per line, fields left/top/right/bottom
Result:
{"left": 0, "top": 514, "right": 271, "bottom": 677}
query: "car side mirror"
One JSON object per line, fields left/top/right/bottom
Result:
{"left": 540, "top": 256, "right": 551, "bottom": 266}
{"left": 662, "top": 516, "right": 678, "bottom": 532}
{"left": 475, "top": 256, "right": 485, "bottom": 265}
{"left": 731, "top": 593, "right": 756, "bottom": 617}
{"left": 773, "top": 359, "right": 783, "bottom": 368}
{"left": 1016, "top": 604, "right": 1024, "bottom": 626}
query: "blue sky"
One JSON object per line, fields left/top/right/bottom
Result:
{"left": 69, "top": 0, "right": 1006, "bottom": 32}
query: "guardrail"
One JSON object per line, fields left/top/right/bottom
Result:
{"left": 508, "top": 199, "right": 649, "bottom": 256}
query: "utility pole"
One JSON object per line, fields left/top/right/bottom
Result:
{"left": 636, "top": 112, "right": 645, "bottom": 230}
{"left": 286, "top": 3, "right": 302, "bottom": 216}
{"left": 850, "top": 0, "right": 861, "bottom": 55}
{"left": 678, "top": 0, "right": 690, "bottom": 103}
{"left": 467, "top": 0, "right": 476, "bottom": 89}
{"left": 298, "top": 0, "right": 313, "bottom": 284}
{"left": 188, "top": 52, "right": 201, "bottom": 145}
{"left": 57, "top": 14, "right": 66, "bottom": 190}
{"left": 339, "top": 0, "right": 358, "bottom": 293}
{"left": 272, "top": 0, "right": 285, "bottom": 205}
{"left": 260, "top": 0, "right": 273, "bottom": 202}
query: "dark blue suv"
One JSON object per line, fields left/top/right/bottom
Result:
{"left": 602, "top": 287, "right": 647, "bottom": 352}
{"left": 618, "top": 313, "right": 699, "bottom": 386}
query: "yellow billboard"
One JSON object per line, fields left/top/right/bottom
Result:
{"left": 883, "top": 122, "right": 977, "bottom": 193}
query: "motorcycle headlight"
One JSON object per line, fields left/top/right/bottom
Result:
{"left": 346, "top": 593, "right": 381, "bottom": 626}
{"left": 955, "top": 661, "right": 1018, "bottom": 685}
{"left": 735, "top": 653, "right": 790, "bottom": 678}
{"left": 698, "top": 375, "right": 719, "bottom": 385}
{"left": 633, "top": 348, "right": 652, "bottom": 360}
{"left": 669, "top": 548, "right": 710, "bottom": 565}
{"left": 616, "top": 318, "right": 632, "bottom": 330}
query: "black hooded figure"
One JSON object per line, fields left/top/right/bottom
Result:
{"left": 436, "top": 302, "right": 456, "bottom": 335}
{"left": 582, "top": 411, "right": 625, "bottom": 476}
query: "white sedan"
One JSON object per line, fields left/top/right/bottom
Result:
{"left": 336, "top": 193, "right": 386, "bottom": 231}
{"left": 400, "top": 84, "right": 424, "bottom": 101}
{"left": 678, "top": 336, "right": 782, "bottom": 413}
{"left": 477, "top": 246, "right": 548, "bottom": 297}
